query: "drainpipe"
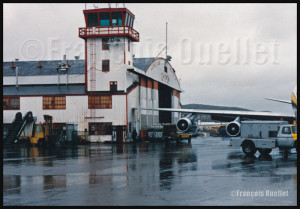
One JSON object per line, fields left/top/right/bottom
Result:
{"left": 16, "top": 65, "right": 18, "bottom": 89}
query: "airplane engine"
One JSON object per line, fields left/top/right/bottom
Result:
{"left": 176, "top": 118, "right": 192, "bottom": 132}
{"left": 226, "top": 117, "right": 241, "bottom": 137}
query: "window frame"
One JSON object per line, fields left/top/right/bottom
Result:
{"left": 88, "top": 95, "right": 112, "bottom": 109}
{"left": 99, "top": 12, "right": 111, "bottom": 26}
{"left": 43, "top": 96, "right": 66, "bottom": 110}
{"left": 125, "top": 13, "right": 129, "bottom": 26}
{"left": 102, "top": 38, "right": 109, "bottom": 50}
{"left": 282, "top": 126, "right": 292, "bottom": 134}
{"left": 3, "top": 96, "right": 20, "bottom": 110}
{"left": 111, "top": 11, "right": 122, "bottom": 26}
{"left": 102, "top": 59, "right": 110, "bottom": 72}
{"left": 89, "top": 122, "right": 113, "bottom": 135}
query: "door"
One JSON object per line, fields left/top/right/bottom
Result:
{"left": 116, "top": 126, "right": 124, "bottom": 143}
{"left": 67, "top": 124, "right": 74, "bottom": 142}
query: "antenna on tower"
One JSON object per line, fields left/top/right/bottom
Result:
{"left": 166, "top": 22, "right": 168, "bottom": 56}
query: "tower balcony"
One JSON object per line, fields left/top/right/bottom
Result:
{"left": 79, "top": 26, "right": 139, "bottom": 42}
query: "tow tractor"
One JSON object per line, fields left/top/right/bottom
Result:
{"left": 229, "top": 120, "right": 297, "bottom": 155}
{"left": 163, "top": 124, "right": 192, "bottom": 143}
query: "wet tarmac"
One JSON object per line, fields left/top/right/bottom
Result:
{"left": 3, "top": 136, "right": 297, "bottom": 206}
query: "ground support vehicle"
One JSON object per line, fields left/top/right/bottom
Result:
{"left": 229, "top": 120, "right": 297, "bottom": 155}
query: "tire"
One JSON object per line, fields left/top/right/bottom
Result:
{"left": 258, "top": 148, "right": 272, "bottom": 155}
{"left": 242, "top": 141, "right": 257, "bottom": 155}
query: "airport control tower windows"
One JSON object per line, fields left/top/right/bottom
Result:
{"left": 87, "top": 13, "right": 98, "bottom": 27}
{"left": 130, "top": 16, "right": 134, "bottom": 27}
{"left": 100, "top": 12, "right": 110, "bottom": 26}
{"left": 128, "top": 15, "right": 132, "bottom": 27}
{"left": 112, "top": 12, "right": 122, "bottom": 26}
{"left": 125, "top": 13, "right": 129, "bottom": 26}
{"left": 102, "top": 60, "right": 110, "bottom": 72}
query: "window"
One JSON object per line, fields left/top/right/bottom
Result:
{"left": 125, "top": 13, "right": 129, "bottom": 26}
{"left": 110, "top": 81, "right": 117, "bottom": 92}
{"left": 89, "top": 122, "right": 112, "bottom": 135}
{"left": 112, "top": 12, "right": 122, "bottom": 26}
{"left": 282, "top": 127, "right": 291, "bottom": 134}
{"left": 164, "top": 66, "right": 168, "bottom": 73}
{"left": 87, "top": 13, "right": 98, "bottom": 27}
{"left": 36, "top": 125, "right": 42, "bottom": 133}
{"left": 100, "top": 12, "right": 110, "bottom": 26}
{"left": 43, "top": 96, "right": 66, "bottom": 109}
{"left": 128, "top": 39, "right": 130, "bottom": 52}
{"left": 3, "top": 96, "right": 20, "bottom": 110}
{"left": 127, "top": 15, "right": 132, "bottom": 26}
{"left": 102, "top": 38, "right": 109, "bottom": 50}
{"left": 292, "top": 126, "right": 297, "bottom": 134}
{"left": 130, "top": 16, "right": 134, "bottom": 27}
{"left": 102, "top": 60, "right": 110, "bottom": 72}
{"left": 88, "top": 95, "right": 112, "bottom": 109}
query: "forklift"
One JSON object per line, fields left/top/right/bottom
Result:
{"left": 28, "top": 115, "right": 57, "bottom": 146}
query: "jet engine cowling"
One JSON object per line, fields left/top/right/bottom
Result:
{"left": 226, "top": 117, "right": 241, "bottom": 137}
{"left": 176, "top": 118, "right": 192, "bottom": 132}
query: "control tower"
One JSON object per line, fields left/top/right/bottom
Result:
{"left": 79, "top": 7, "right": 140, "bottom": 93}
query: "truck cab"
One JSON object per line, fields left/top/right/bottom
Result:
{"left": 277, "top": 124, "right": 297, "bottom": 148}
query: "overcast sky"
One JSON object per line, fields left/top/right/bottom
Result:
{"left": 3, "top": 3, "right": 297, "bottom": 115}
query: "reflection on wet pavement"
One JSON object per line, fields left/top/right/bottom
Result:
{"left": 3, "top": 136, "right": 297, "bottom": 206}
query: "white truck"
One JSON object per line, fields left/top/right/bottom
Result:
{"left": 229, "top": 121, "right": 297, "bottom": 155}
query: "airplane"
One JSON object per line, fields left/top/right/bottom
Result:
{"left": 134, "top": 85, "right": 297, "bottom": 137}
{"left": 265, "top": 85, "right": 297, "bottom": 120}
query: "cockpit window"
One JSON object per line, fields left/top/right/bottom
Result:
{"left": 282, "top": 126, "right": 291, "bottom": 134}
{"left": 291, "top": 126, "right": 297, "bottom": 134}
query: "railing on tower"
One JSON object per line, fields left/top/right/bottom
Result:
{"left": 79, "top": 26, "right": 139, "bottom": 42}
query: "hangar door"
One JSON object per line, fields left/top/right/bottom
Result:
{"left": 158, "top": 83, "right": 172, "bottom": 123}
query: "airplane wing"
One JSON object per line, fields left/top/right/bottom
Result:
{"left": 133, "top": 107, "right": 295, "bottom": 122}
{"left": 264, "top": 98, "right": 292, "bottom": 104}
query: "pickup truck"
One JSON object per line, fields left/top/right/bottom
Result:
{"left": 229, "top": 121, "right": 297, "bottom": 155}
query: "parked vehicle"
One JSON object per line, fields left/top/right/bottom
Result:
{"left": 229, "top": 120, "right": 297, "bottom": 155}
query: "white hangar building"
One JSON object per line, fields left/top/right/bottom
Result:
{"left": 3, "top": 7, "right": 182, "bottom": 143}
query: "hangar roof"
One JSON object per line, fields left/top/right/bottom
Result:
{"left": 3, "top": 84, "right": 87, "bottom": 96}
{"left": 3, "top": 60, "right": 85, "bottom": 76}
{"left": 132, "top": 57, "right": 156, "bottom": 71}
{"left": 3, "top": 58, "right": 156, "bottom": 76}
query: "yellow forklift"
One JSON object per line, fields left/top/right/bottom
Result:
{"left": 28, "top": 115, "right": 57, "bottom": 146}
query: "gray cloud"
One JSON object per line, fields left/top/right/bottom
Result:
{"left": 3, "top": 3, "right": 296, "bottom": 115}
